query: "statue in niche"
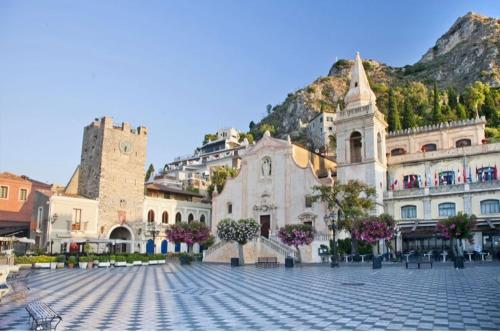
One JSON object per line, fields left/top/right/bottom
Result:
{"left": 261, "top": 157, "right": 272, "bottom": 177}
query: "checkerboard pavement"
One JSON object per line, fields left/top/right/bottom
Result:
{"left": 0, "top": 262, "right": 499, "bottom": 330}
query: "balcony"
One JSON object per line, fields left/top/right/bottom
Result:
{"left": 71, "top": 223, "right": 81, "bottom": 231}
{"left": 385, "top": 180, "right": 500, "bottom": 200}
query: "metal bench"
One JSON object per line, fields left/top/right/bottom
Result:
{"left": 26, "top": 301, "right": 62, "bottom": 331}
{"left": 405, "top": 254, "right": 433, "bottom": 269}
{"left": 256, "top": 257, "right": 279, "bottom": 268}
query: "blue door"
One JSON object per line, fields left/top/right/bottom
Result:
{"left": 146, "top": 239, "right": 154, "bottom": 255}
{"left": 161, "top": 240, "right": 168, "bottom": 254}
{"left": 175, "top": 242, "right": 181, "bottom": 253}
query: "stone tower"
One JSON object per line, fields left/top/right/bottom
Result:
{"left": 78, "top": 116, "right": 148, "bottom": 238}
{"left": 335, "top": 53, "right": 387, "bottom": 214}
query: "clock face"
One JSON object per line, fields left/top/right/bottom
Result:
{"left": 119, "top": 140, "right": 133, "bottom": 154}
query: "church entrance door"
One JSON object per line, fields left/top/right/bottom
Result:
{"left": 260, "top": 215, "right": 270, "bottom": 238}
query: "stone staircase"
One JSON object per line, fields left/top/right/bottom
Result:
{"left": 259, "top": 236, "right": 298, "bottom": 260}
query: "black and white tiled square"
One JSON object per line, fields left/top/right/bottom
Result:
{"left": 0, "top": 263, "right": 499, "bottom": 330}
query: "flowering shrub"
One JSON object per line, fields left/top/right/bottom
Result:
{"left": 217, "top": 218, "right": 260, "bottom": 245}
{"left": 166, "top": 222, "right": 211, "bottom": 245}
{"left": 352, "top": 214, "right": 396, "bottom": 245}
{"left": 436, "top": 212, "right": 476, "bottom": 241}
{"left": 278, "top": 224, "right": 314, "bottom": 247}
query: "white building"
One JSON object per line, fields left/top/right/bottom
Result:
{"left": 307, "top": 109, "right": 337, "bottom": 152}
{"left": 205, "top": 132, "right": 336, "bottom": 264}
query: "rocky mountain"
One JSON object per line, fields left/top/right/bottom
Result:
{"left": 252, "top": 12, "right": 499, "bottom": 144}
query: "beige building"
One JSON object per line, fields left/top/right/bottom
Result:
{"left": 307, "top": 110, "right": 336, "bottom": 152}
{"left": 205, "top": 132, "right": 336, "bottom": 264}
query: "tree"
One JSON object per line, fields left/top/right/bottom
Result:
{"left": 456, "top": 103, "right": 468, "bottom": 120}
{"left": 145, "top": 164, "right": 155, "bottom": 182}
{"left": 387, "top": 88, "right": 401, "bottom": 131}
{"left": 401, "top": 97, "right": 417, "bottom": 129}
{"left": 166, "top": 222, "right": 211, "bottom": 252}
{"left": 432, "top": 83, "right": 444, "bottom": 124}
{"left": 481, "top": 90, "right": 499, "bottom": 127}
{"left": 313, "top": 180, "right": 376, "bottom": 254}
{"left": 436, "top": 213, "right": 476, "bottom": 265}
{"left": 208, "top": 166, "right": 239, "bottom": 197}
{"left": 266, "top": 104, "right": 273, "bottom": 114}
{"left": 217, "top": 218, "right": 260, "bottom": 265}
{"left": 352, "top": 214, "right": 396, "bottom": 256}
{"left": 203, "top": 133, "right": 218, "bottom": 145}
{"left": 277, "top": 224, "right": 314, "bottom": 263}
{"left": 239, "top": 132, "right": 254, "bottom": 144}
{"left": 464, "top": 81, "right": 488, "bottom": 118}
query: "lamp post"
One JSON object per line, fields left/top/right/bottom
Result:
{"left": 146, "top": 222, "right": 160, "bottom": 254}
{"left": 324, "top": 211, "right": 339, "bottom": 267}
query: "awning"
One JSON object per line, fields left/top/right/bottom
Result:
{"left": 59, "top": 238, "right": 147, "bottom": 245}
{"left": 0, "top": 236, "right": 35, "bottom": 244}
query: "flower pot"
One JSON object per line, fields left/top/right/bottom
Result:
{"left": 79, "top": 262, "right": 88, "bottom": 269}
{"left": 87, "top": 262, "right": 93, "bottom": 269}
{"left": 285, "top": 257, "right": 294, "bottom": 268}
{"left": 454, "top": 256, "right": 465, "bottom": 269}
{"left": 141, "top": 262, "right": 149, "bottom": 266}
{"left": 230, "top": 258, "right": 239, "bottom": 267}
{"left": 158, "top": 260, "right": 166, "bottom": 264}
{"left": 68, "top": 263, "right": 75, "bottom": 269}
{"left": 50, "top": 262, "right": 57, "bottom": 270}
{"left": 110, "top": 260, "right": 116, "bottom": 265}
{"left": 115, "top": 261, "right": 126, "bottom": 267}
{"left": 149, "top": 260, "right": 158, "bottom": 265}
{"left": 34, "top": 262, "right": 51, "bottom": 269}
{"left": 180, "top": 256, "right": 191, "bottom": 265}
{"left": 98, "top": 262, "right": 111, "bottom": 268}
{"left": 56, "top": 263, "right": 65, "bottom": 269}
{"left": 372, "top": 256, "right": 383, "bottom": 269}
{"left": 126, "top": 263, "right": 133, "bottom": 267}
{"left": 133, "top": 261, "right": 142, "bottom": 266}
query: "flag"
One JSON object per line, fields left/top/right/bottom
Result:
{"left": 468, "top": 167, "right": 472, "bottom": 183}
{"left": 457, "top": 168, "right": 461, "bottom": 183}
{"left": 463, "top": 167, "right": 467, "bottom": 183}
{"left": 427, "top": 174, "right": 432, "bottom": 187}
{"left": 434, "top": 172, "right": 438, "bottom": 186}
{"left": 494, "top": 164, "right": 498, "bottom": 180}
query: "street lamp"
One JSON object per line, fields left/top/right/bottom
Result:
{"left": 146, "top": 221, "right": 160, "bottom": 254}
{"left": 324, "top": 211, "right": 339, "bottom": 267}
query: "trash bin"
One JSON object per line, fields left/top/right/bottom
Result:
{"left": 285, "top": 257, "right": 294, "bottom": 268}
{"left": 454, "top": 256, "right": 464, "bottom": 269}
{"left": 372, "top": 256, "right": 382, "bottom": 269}
{"left": 230, "top": 258, "right": 239, "bottom": 267}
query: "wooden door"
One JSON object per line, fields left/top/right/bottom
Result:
{"left": 260, "top": 215, "right": 270, "bottom": 238}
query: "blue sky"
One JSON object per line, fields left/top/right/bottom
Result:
{"left": 1, "top": 0, "right": 499, "bottom": 184}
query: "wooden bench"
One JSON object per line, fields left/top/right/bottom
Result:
{"left": 256, "top": 257, "right": 279, "bottom": 268}
{"left": 26, "top": 301, "right": 62, "bottom": 331}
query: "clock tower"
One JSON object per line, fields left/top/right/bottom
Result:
{"left": 335, "top": 53, "right": 388, "bottom": 214}
{"left": 78, "top": 116, "right": 148, "bottom": 238}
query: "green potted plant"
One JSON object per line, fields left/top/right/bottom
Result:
{"left": 115, "top": 255, "right": 126, "bottom": 267}
{"left": 67, "top": 256, "right": 77, "bottom": 268}
{"left": 98, "top": 256, "right": 111, "bottom": 268}
{"left": 109, "top": 255, "right": 116, "bottom": 265}
{"left": 155, "top": 253, "right": 166, "bottom": 264}
{"left": 132, "top": 253, "right": 142, "bottom": 266}
{"left": 33, "top": 255, "right": 56, "bottom": 269}
{"left": 79, "top": 256, "right": 89, "bottom": 269}
{"left": 56, "top": 255, "right": 66, "bottom": 269}
{"left": 179, "top": 252, "right": 193, "bottom": 265}
{"left": 141, "top": 255, "right": 150, "bottom": 266}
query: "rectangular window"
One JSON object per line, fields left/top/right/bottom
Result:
{"left": 19, "top": 189, "right": 28, "bottom": 201}
{"left": 228, "top": 203, "right": 232, "bottom": 214}
{"left": 481, "top": 200, "right": 499, "bottom": 214}
{"left": 72, "top": 208, "right": 82, "bottom": 230}
{"left": 37, "top": 207, "right": 43, "bottom": 230}
{"left": 305, "top": 196, "right": 313, "bottom": 208}
{"left": 439, "top": 203, "right": 456, "bottom": 217}
{"left": 401, "top": 206, "right": 417, "bottom": 219}
{"left": 0, "top": 186, "right": 8, "bottom": 199}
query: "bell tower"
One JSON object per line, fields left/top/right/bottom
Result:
{"left": 334, "top": 53, "right": 387, "bottom": 214}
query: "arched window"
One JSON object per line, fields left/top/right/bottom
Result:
{"left": 439, "top": 171, "right": 455, "bottom": 185}
{"left": 188, "top": 213, "right": 194, "bottom": 223}
{"left": 401, "top": 205, "right": 417, "bottom": 219}
{"left": 377, "top": 132, "right": 383, "bottom": 162}
{"left": 456, "top": 138, "right": 471, "bottom": 148}
{"left": 481, "top": 200, "right": 499, "bottom": 214}
{"left": 421, "top": 143, "right": 437, "bottom": 152}
{"left": 200, "top": 215, "right": 206, "bottom": 224}
{"left": 438, "top": 203, "right": 456, "bottom": 217}
{"left": 147, "top": 210, "right": 155, "bottom": 223}
{"left": 477, "top": 167, "right": 497, "bottom": 182}
{"left": 162, "top": 211, "right": 169, "bottom": 224}
{"left": 175, "top": 212, "right": 182, "bottom": 224}
{"left": 350, "top": 131, "right": 362, "bottom": 163}
{"left": 403, "top": 175, "right": 421, "bottom": 189}
{"left": 391, "top": 148, "right": 406, "bottom": 156}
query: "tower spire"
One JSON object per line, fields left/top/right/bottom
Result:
{"left": 344, "top": 52, "right": 376, "bottom": 110}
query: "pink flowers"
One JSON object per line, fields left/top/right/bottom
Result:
{"left": 436, "top": 213, "right": 476, "bottom": 241}
{"left": 278, "top": 225, "right": 314, "bottom": 247}
{"left": 166, "top": 222, "right": 211, "bottom": 245}
{"left": 352, "top": 214, "right": 396, "bottom": 245}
